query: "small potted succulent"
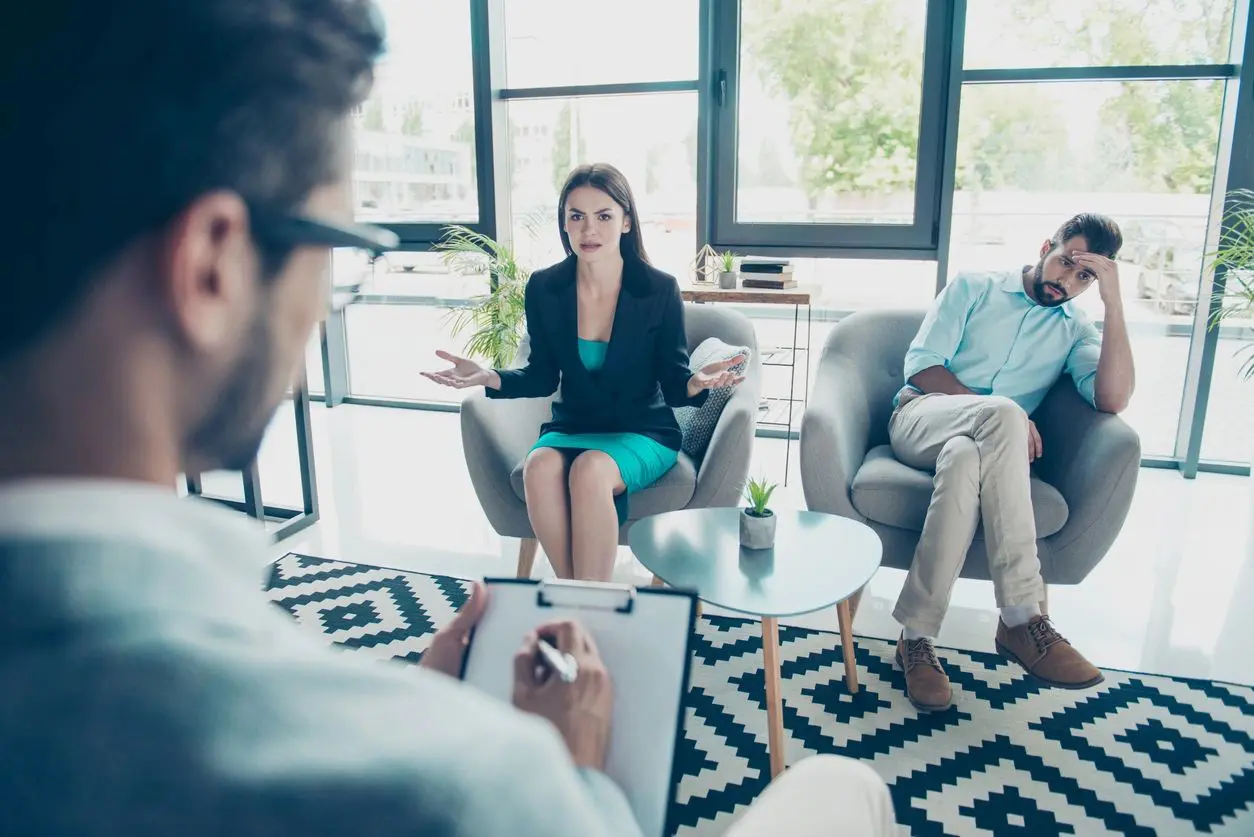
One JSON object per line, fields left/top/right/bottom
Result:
{"left": 739, "top": 476, "right": 777, "bottom": 550}
{"left": 718, "top": 250, "right": 739, "bottom": 289}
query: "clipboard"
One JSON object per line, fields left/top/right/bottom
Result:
{"left": 460, "top": 577, "right": 698, "bottom": 837}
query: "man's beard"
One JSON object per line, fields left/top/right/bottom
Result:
{"left": 185, "top": 307, "right": 280, "bottom": 472}
{"left": 1030, "top": 261, "right": 1068, "bottom": 307}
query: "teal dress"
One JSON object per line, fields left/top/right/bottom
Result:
{"left": 532, "top": 339, "right": 679, "bottom": 525}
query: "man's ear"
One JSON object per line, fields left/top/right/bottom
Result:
{"left": 1040, "top": 238, "right": 1054, "bottom": 259}
{"left": 158, "top": 191, "right": 255, "bottom": 353}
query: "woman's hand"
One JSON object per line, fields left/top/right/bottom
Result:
{"left": 686, "top": 354, "right": 747, "bottom": 398}
{"left": 421, "top": 350, "right": 500, "bottom": 390}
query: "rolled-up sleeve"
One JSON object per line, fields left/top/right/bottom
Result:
{"left": 903, "top": 276, "right": 973, "bottom": 382}
{"left": 1064, "top": 320, "right": 1101, "bottom": 408}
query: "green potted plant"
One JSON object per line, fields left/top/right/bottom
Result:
{"left": 434, "top": 224, "right": 533, "bottom": 368}
{"left": 1206, "top": 189, "right": 1254, "bottom": 381}
{"left": 739, "top": 476, "right": 778, "bottom": 550}
{"left": 718, "top": 250, "right": 739, "bottom": 290}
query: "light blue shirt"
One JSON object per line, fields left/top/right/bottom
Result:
{"left": 900, "top": 270, "right": 1102, "bottom": 415}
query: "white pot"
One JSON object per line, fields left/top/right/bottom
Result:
{"left": 739, "top": 509, "right": 776, "bottom": 550}
{"left": 718, "top": 271, "right": 738, "bottom": 289}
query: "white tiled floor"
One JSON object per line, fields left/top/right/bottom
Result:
{"left": 262, "top": 402, "right": 1254, "bottom": 687}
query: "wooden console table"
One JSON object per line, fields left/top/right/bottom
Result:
{"left": 681, "top": 283, "right": 813, "bottom": 483}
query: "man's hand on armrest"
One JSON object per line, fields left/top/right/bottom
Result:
{"left": 908, "top": 365, "right": 974, "bottom": 396}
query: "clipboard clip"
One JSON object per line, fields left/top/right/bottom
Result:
{"left": 536, "top": 578, "right": 636, "bottom": 614}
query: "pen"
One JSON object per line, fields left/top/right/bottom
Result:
{"left": 536, "top": 637, "right": 579, "bottom": 683}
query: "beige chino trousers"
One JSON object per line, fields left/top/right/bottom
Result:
{"left": 887, "top": 393, "right": 1045, "bottom": 637}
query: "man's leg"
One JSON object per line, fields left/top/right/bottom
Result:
{"left": 891, "top": 394, "right": 1045, "bottom": 611}
{"left": 889, "top": 395, "right": 987, "bottom": 710}
{"left": 892, "top": 394, "right": 1101, "bottom": 689}
{"left": 725, "top": 755, "right": 896, "bottom": 837}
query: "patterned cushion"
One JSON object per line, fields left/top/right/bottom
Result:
{"left": 674, "top": 338, "right": 751, "bottom": 461}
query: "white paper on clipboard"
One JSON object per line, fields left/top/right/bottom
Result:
{"left": 460, "top": 577, "right": 697, "bottom": 837}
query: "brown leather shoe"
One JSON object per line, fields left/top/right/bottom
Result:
{"left": 894, "top": 634, "right": 953, "bottom": 711}
{"left": 996, "top": 616, "right": 1104, "bottom": 689}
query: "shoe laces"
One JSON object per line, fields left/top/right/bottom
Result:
{"left": 905, "top": 637, "right": 942, "bottom": 672}
{"left": 1027, "top": 616, "right": 1067, "bottom": 654}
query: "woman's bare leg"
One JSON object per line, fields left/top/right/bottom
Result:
{"left": 522, "top": 448, "right": 574, "bottom": 579}
{"left": 567, "top": 451, "right": 626, "bottom": 582}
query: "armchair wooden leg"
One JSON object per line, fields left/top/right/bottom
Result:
{"left": 516, "top": 538, "right": 539, "bottom": 579}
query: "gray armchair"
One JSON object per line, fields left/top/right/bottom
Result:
{"left": 800, "top": 309, "right": 1140, "bottom": 589}
{"left": 461, "top": 302, "right": 762, "bottom": 577}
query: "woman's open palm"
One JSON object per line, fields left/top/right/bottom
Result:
{"left": 422, "top": 350, "right": 493, "bottom": 389}
{"left": 687, "top": 354, "right": 747, "bottom": 397}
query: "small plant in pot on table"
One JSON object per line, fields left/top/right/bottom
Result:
{"left": 740, "top": 476, "right": 778, "bottom": 550}
{"left": 718, "top": 250, "right": 739, "bottom": 289}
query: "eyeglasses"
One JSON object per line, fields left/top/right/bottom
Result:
{"left": 248, "top": 205, "right": 400, "bottom": 312}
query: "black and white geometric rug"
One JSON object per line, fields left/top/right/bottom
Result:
{"left": 265, "top": 554, "right": 1254, "bottom": 836}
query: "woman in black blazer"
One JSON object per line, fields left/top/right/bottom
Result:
{"left": 425, "top": 163, "right": 745, "bottom": 581}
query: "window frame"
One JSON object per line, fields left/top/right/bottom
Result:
{"left": 944, "top": 0, "right": 1246, "bottom": 473}
{"left": 357, "top": 0, "right": 501, "bottom": 249}
{"left": 706, "top": 0, "right": 957, "bottom": 256}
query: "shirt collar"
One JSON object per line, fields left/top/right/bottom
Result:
{"left": 1000, "top": 270, "right": 1074, "bottom": 318}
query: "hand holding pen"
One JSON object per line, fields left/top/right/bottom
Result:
{"left": 512, "top": 620, "right": 614, "bottom": 771}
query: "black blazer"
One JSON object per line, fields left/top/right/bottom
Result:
{"left": 488, "top": 255, "right": 708, "bottom": 450}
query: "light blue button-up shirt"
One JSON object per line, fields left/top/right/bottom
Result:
{"left": 899, "top": 270, "right": 1102, "bottom": 415}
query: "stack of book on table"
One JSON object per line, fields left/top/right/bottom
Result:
{"left": 739, "top": 258, "right": 796, "bottom": 289}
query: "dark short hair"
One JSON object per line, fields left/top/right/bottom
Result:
{"left": 557, "top": 163, "right": 652, "bottom": 265}
{"left": 1051, "top": 213, "right": 1123, "bottom": 259}
{"left": 0, "top": 1, "right": 385, "bottom": 358}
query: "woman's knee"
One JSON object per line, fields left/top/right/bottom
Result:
{"left": 522, "top": 448, "right": 566, "bottom": 493}
{"left": 568, "top": 451, "right": 620, "bottom": 494}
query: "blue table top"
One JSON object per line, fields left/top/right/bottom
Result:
{"left": 627, "top": 507, "right": 882, "bottom": 618}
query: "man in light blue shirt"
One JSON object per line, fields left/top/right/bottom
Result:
{"left": 890, "top": 214, "right": 1136, "bottom": 712}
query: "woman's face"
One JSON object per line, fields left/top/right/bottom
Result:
{"left": 563, "top": 185, "right": 630, "bottom": 264}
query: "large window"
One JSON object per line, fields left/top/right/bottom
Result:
{"left": 735, "top": 0, "right": 928, "bottom": 227}
{"left": 712, "top": 0, "right": 950, "bottom": 251}
{"left": 502, "top": 0, "right": 699, "bottom": 89}
{"left": 343, "top": 252, "right": 490, "bottom": 404}
{"left": 951, "top": 0, "right": 1238, "bottom": 461}
{"left": 353, "top": 0, "right": 479, "bottom": 230}
{"left": 507, "top": 93, "right": 699, "bottom": 280}
{"left": 309, "top": 0, "right": 1252, "bottom": 474}
{"left": 964, "top": 0, "right": 1235, "bottom": 70}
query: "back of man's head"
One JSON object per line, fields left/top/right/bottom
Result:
{"left": 0, "top": 0, "right": 384, "bottom": 360}
{"left": 1051, "top": 213, "right": 1123, "bottom": 259}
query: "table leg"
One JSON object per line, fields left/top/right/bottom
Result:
{"left": 837, "top": 599, "right": 859, "bottom": 693}
{"left": 761, "top": 617, "right": 786, "bottom": 778}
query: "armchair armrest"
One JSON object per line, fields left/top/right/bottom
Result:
{"left": 689, "top": 363, "right": 761, "bottom": 509}
{"left": 799, "top": 353, "right": 875, "bottom": 520}
{"left": 1033, "top": 381, "right": 1141, "bottom": 583}
{"left": 460, "top": 390, "right": 554, "bottom": 538}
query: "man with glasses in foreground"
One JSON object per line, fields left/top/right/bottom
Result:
{"left": 0, "top": 2, "right": 895, "bottom": 836}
